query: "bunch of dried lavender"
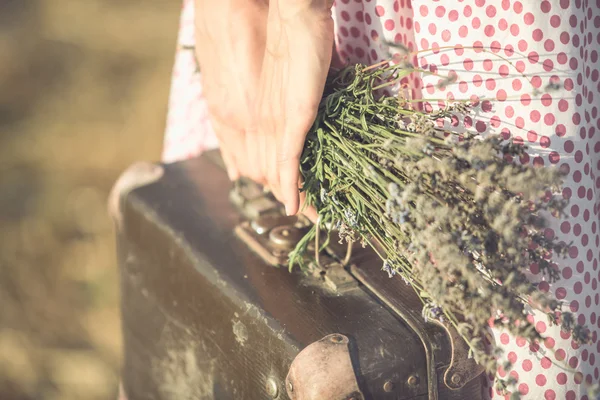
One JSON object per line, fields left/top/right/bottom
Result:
{"left": 289, "top": 62, "right": 591, "bottom": 387}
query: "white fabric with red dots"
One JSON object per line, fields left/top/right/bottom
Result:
{"left": 163, "top": 1, "right": 600, "bottom": 399}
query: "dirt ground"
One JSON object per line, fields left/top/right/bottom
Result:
{"left": 0, "top": 1, "right": 180, "bottom": 398}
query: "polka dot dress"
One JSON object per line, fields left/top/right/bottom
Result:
{"left": 162, "top": 0, "right": 219, "bottom": 163}
{"left": 163, "top": 1, "right": 600, "bottom": 398}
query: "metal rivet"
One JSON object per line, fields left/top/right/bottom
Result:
{"left": 383, "top": 380, "right": 395, "bottom": 392}
{"left": 287, "top": 381, "right": 294, "bottom": 393}
{"left": 272, "top": 249, "right": 287, "bottom": 258}
{"left": 269, "top": 225, "right": 303, "bottom": 248}
{"left": 451, "top": 373, "right": 461, "bottom": 385}
{"left": 330, "top": 334, "right": 344, "bottom": 343}
{"left": 266, "top": 378, "right": 278, "bottom": 398}
{"left": 407, "top": 374, "right": 419, "bottom": 387}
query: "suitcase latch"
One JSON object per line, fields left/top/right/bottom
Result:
{"left": 235, "top": 212, "right": 312, "bottom": 266}
{"left": 229, "top": 179, "right": 284, "bottom": 220}
{"left": 232, "top": 179, "right": 359, "bottom": 293}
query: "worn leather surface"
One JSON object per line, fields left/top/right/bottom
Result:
{"left": 116, "top": 154, "right": 483, "bottom": 399}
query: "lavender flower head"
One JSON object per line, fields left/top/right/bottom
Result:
{"left": 382, "top": 259, "right": 397, "bottom": 278}
{"left": 344, "top": 208, "right": 358, "bottom": 227}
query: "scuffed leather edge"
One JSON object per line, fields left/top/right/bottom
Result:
{"left": 108, "top": 161, "right": 164, "bottom": 230}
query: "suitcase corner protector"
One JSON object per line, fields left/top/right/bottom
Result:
{"left": 108, "top": 161, "right": 164, "bottom": 229}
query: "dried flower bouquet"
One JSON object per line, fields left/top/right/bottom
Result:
{"left": 288, "top": 60, "right": 591, "bottom": 390}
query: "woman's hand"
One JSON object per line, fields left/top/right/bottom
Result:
{"left": 195, "top": 0, "right": 334, "bottom": 218}
{"left": 256, "top": 0, "right": 334, "bottom": 216}
{"left": 194, "top": 0, "right": 269, "bottom": 183}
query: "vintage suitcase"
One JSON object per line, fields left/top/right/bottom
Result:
{"left": 110, "top": 151, "right": 486, "bottom": 400}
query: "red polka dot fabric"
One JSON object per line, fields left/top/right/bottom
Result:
{"left": 163, "top": 1, "right": 600, "bottom": 398}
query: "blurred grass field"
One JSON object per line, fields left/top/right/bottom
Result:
{"left": 0, "top": 1, "right": 180, "bottom": 398}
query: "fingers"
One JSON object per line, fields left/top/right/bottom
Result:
{"left": 211, "top": 118, "right": 249, "bottom": 182}
{"left": 257, "top": 4, "right": 334, "bottom": 215}
{"left": 279, "top": 160, "right": 300, "bottom": 216}
{"left": 258, "top": 127, "right": 269, "bottom": 187}
{"left": 220, "top": 147, "right": 240, "bottom": 181}
{"left": 298, "top": 189, "right": 318, "bottom": 223}
{"left": 302, "top": 206, "right": 318, "bottom": 223}
{"left": 277, "top": 118, "right": 312, "bottom": 215}
{"left": 266, "top": 135, "right": 284, "bottom": 202}
{"left": 245, "top": 128, "right": 266, "bottom": 185}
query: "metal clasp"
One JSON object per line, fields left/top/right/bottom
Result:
{"left": 232, "top": 181, "right": 356, "bottom": 291}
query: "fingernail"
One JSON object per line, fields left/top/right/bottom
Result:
{"left": 285, "top": 204, "right": 292, "bottom": 216}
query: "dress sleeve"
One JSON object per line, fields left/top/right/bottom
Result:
{"left": 162, "top": 0, "right": 218, "bottom": 163}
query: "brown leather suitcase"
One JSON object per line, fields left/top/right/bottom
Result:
{"left": 110, "top": 151, "right": 485, "bottom": 400}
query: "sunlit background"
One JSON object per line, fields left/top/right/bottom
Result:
{"left": 0, "top": 1, "right": 180, "bottom": 398}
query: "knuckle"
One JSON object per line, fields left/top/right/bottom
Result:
{"left": 257, "top": 114, "right": 276, "bottom": 133}
{"left": 256, "top": 105, "right": 279, "bottom": 132}
{"left": 245, "top": 125, "right": 259, "bottom": 137}
{"left": 295, "top": 100, "right": 320, "bottom": 117}
{"left": 287, "top": 111, "right": 318, "bottom": 134}
{"left": 206, "top": 101, "right": 239, "bottom": 128}
{"left": 212, "top": 109, "right": 237, "bottom": 126}
{"left": 276, "top": 151, "right": 300, "bottom": 166}
{"left": 255, "top": 104, "right": 268, "bottom": 123}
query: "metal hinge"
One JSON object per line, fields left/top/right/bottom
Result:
{"left": 229, "top": 179, "right": 284, "bottom": 221}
